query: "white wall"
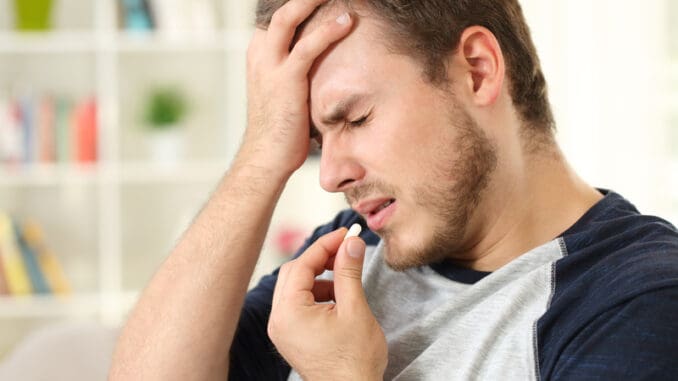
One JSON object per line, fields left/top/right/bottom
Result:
{"left": 521, "top": 0, "right": 676, "bottom": 224}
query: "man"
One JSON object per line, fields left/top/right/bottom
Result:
{"left": 110, "top": 0, "right": 678, "bottom": 379}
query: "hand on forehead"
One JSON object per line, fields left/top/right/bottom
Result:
{"left": 293, "top": 0, "right": 354, "bottom": 44}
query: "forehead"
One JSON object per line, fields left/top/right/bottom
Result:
{"left": 301, "top": 9, "right": 398, "bottom": 104}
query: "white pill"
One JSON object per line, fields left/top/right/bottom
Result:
{"left": 344, "top": 223, "right": 362, "bottom": 241}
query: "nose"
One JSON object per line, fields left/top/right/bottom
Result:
{"left": 318, "top": 135, "right": 365, "bottom": 193}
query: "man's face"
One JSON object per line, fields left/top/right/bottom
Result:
{"left": 308, "top": 10, "right": 498, "bottom": 270}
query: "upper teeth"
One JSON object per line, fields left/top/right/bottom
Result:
{"left": 375, "top": 199, "right": 394, "bottom": 214}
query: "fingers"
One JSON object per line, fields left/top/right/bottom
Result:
{"left": 287, "top": 12, "right": 353, "bottom": 74}
{"left": 333, "top": 236, "right": 368, "bottom": 312}
{"left": 287, "top": 227, "right": 346, "bottom": 291}
{"left": 273, "top": 228, "right": 346, "bottom": 306}
{"left": 273, "top": 228, "right": 368, "bottom": 313}
{"left": 267, "top": 0, "right": 330, "bottom": 58}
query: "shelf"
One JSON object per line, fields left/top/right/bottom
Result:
{"left": 0, "top": 292, "right": 137, "bottom": 318}
{"left": 0, "top": 161, "right": 231, "bottom": 186}
{"left": 0, "top": 29, "right": 251, "bottom": 54}
{"left": 0, "top": 163, "right": 100, "bottom": 186}
{"left": 120, "top": 161, "right": 226, "bottom": 184}
{"left": 0, "top": 31, "right": 97, "bottom": 53}
{"left": 115, "top": 29, "right": 251, "bottom": 53}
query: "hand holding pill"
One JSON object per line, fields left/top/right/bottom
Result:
{"left": 268, "top": 226, "right": 387, "bottom": 379}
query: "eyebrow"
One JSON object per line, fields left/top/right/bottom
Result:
{"left": 310, "top": 94, "right": 366, "bottom": 138}
{"left": 323, "top": 94, "right": 364, "bottom": 125}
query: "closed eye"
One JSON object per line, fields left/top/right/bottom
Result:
{"left": 349, "top": 114, "right": 369, "bottom": 127}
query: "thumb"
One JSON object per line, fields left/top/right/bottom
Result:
{"left": 333, "top": 237, "right": 368, "bottom": 309}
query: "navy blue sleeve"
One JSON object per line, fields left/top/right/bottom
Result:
{"left": 228, "top": 209, "right": 367, "bottom": 380}
{"left": 549, "top": 286, "right": 678, "bottom": 380}
{"left": 538, "top": 192, "right": 678, "bottom": 380}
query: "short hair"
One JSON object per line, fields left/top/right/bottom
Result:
{"left": 256, "top": 0, "right": 555, "bottom": 133}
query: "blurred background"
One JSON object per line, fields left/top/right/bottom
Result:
{"left": 0, "top": 0, "right": 675, "bottom": 379}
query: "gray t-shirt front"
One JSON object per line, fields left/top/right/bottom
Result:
{"left": 288, "top": 239, "right": 563, "bottom": 380}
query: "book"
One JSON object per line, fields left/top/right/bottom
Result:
{"left": 37, "top": 96, "right": 56, "bottom": 163}
{"left": 119, "top": 0, "right": 155, "bottom": 32}
{"left": 0, "top": 96, "right": 24, "bottom": 164}
{"left": 0, "top": 212, "right": 32, "bottom": 295}
{"left": 0, "top": 94, "right": 10, "bottom": 162}
{"left": 19, "top": 96, "right": 36, "bottom": 163}
{"left": 0, "top": 249, "right": 9, "bottom": 295}
{"left": 15, "top": 220, "right": 51, "bottom": 294}
{"left": 74, "top": 97, "right": 97, "bottom": 163}
{"left": 22, "top": 219, "right": 71, "bottom": 295}
{"left": 54, "top": 97, "right": 72, "bottom": 163}
{"left": 150, "top": 0, "right": 217, "bottom": 40}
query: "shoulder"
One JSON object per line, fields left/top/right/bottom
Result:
{"left": 537, "top": 191, "right": 678, "bottom": 379}
{"left": 557, "top": 191, "right": 678, "bottom": 302}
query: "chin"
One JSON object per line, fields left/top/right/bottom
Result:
{"left": 381, "top": 231, "right": 437, "bottom": 272}
{"left": 381, "top": 217, "right": 454, "bottom": 271}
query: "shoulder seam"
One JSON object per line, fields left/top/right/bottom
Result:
{"left": 534, "top": 240, "right": 563, "bottom": 381}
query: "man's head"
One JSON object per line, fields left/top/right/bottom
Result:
{"left": 255, "top": 0, "right": 554, "bottom": 270}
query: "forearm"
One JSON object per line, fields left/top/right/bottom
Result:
{"left": 109, "top": 161, "right": 289, "bottom": 381}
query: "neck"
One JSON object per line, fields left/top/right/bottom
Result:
{"left": 455, "top": 143, "right": 603, "bottom": 271}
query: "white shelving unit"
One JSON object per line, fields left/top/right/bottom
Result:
{"left": 0, "top": 0, "right": 347, "bottom": 358}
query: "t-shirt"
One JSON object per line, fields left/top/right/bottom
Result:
{"left": 229, "top": 190, "right": 678, "bottom": 380}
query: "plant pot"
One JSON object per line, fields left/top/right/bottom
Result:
{"left": 14, "top": 0, "right": 53, "bottom": 31}
{"left": 146, "top": 127, "right": 185, "bottom": 165}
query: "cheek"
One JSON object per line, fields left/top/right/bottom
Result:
{"left": 357, "top": 116, "right": 429, "bottom": 175}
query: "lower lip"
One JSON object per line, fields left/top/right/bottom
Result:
{"left": 366, "top": 201, "right": 396, "bottom": 232}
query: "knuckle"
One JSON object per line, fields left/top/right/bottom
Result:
{"left": 270, "top": 8, "right": 292, "bottom": 29}
{"left": 278, "top": 262, "right": 291, "bottom": 278}
{"left": 291, "top": 41, "right": 312, "bottom": 62}
{"left": 336, "top": 266, "right": 362, "bottom": 281}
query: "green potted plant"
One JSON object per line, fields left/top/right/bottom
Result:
{"left": 14, "top": 0, "right": 54, "bottom": 31}
{"left": 143, "top": 86, "right": 188, "bottom": 164}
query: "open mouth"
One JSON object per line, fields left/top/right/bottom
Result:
{"left": 365, "top": 198, "right": 397, "bottom": 231}
{"left": 370, "top": 199, "right": 396, "bottom": 215}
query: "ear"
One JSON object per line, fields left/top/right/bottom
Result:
{"left": 455, "top": 26, "right": 505, "bottom": 107}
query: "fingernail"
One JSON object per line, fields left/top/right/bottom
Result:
{"left": 346, "top": 239, "right": 364, "bottom": 259}
{"left": 336, "top": 12, "right": 350, "bottom": 25}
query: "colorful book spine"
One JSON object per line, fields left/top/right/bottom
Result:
{"left": 75, "top": 98, "right": 97, "bottom": 163}
{"left": 0, "top": 212, "right": 32, "bottom": 295}
{"left": 120, "top": 0, "right": 154, "bottom": 31}
{"left": 22, "top": 220, "right": 71, "bottom": 295}
{"left": 20, "top": 97, "right": 35, "bottom": 164}
{"left": 0, "top": 94, "right": 11, "bottom": 162}
{"left": 0, "top": 249, "right": 9, "bottom": 295}
{"left": 4, "top": 99, "right": 26, "bottom": 164}
{"left": 37, "top": 96, "right": 56, "bottom": 163}
{"left": 55, "top": 97, "right": 71, "bottom": 163}
{"left": 15, "top": 220, "right": 51, "bottom": 294}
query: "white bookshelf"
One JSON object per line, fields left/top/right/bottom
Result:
{"left": 0, "top": 0, "right": 347, "bottom": 359}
